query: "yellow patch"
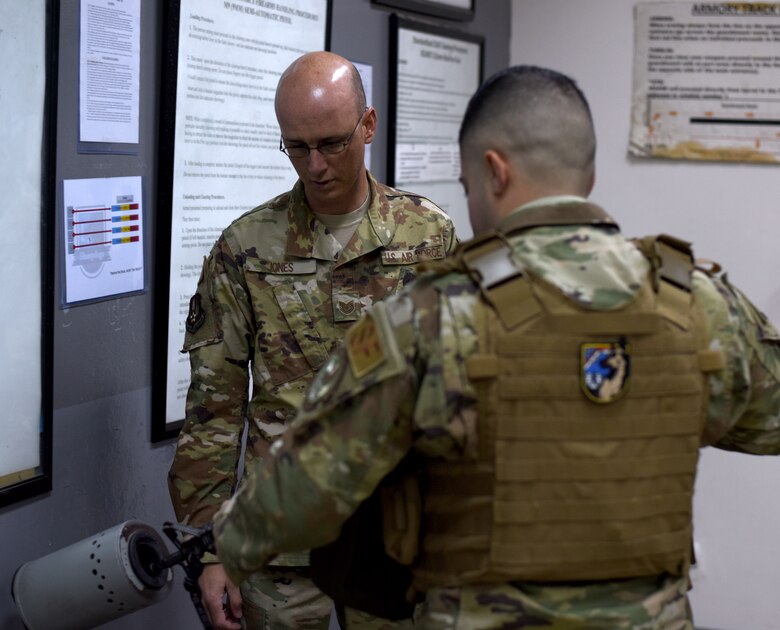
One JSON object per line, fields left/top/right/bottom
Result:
{"left": 347, "top": 314, "right": 386, "bottom": 378}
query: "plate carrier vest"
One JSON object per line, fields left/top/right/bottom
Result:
{"left": 410, "top": 202, "right": 726, "bottom": 589}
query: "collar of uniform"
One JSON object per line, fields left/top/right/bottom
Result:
{"left": 285, "top": 174, "right": 393, "bottom": 263}
{"left": 497, "top": 195, "right": 589, "bottom": 233}
{"left": 513, "top": 195, "right": 589, "bottom": 215}
{"left": 336, "top": 172, "right": 395, "bottom": 265}
{"left": 498, "top": 196, "right": 617, "bottom": 236}
{"left": 284, "top": 180, "right": 339, "bottom": 261}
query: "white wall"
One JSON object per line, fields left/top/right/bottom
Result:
{"left": 510, "top": 2, "right": 780, "bottom": 629}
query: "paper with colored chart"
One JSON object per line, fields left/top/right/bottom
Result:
{"left": 63, "top": 175, "right": 144, "bottom": 305}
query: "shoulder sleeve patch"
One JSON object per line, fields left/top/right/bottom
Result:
{"left": 182, "top": 256, "right": 223, "bottom": 352}
{"left": 347, "top": 313, "right": 386, "bottom": 378}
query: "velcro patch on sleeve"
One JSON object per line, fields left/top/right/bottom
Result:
{"left": 182, "top": 256, "right": 222, "bottom": 352}
{"left": 346, "top": 313, "right": 386, "bottom": 378}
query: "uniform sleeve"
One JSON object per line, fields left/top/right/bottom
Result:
{"left": 443, "top": 213, "right": 458, "bottom": 254}
{"left": 168, "top": 235, "right": 255, "bottom": 527}
{"left": 213, "top": 296, "right": 424, "bottom": 584}
{"left": 416, "top": 196, "right": 458, "bottom": 256}
{"left": 695, "top": 270, "right": 780, "bottom": 453}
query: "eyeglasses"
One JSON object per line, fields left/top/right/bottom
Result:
{"left": 279, "top": 108, "right": 368, "bottom": 158}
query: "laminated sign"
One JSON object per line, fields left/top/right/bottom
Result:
{"left": 630, "top": 2, "right": 780, "bottom": 163}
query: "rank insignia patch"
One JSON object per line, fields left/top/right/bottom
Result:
{"left": 334, "top": 296, "right": 361, "bottom": 322}
{"left": 347, "top": 313, "right": 385, "bottom": 378}
{"left": 580, "top": 339, "right": 631, "bottom": 404}
{"left": 336, "top": 299, "right": 356, "bottom": 315}
{"left": 186, "top": 293, "right": 206, "bottom": 334}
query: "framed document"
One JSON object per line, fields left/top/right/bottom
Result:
{"left": 0, "top": 0, "right": 56, "bottom": 506}
{"left": 61, "top": 175, "right": 145, "bottom": 307}
{"left": 388, "top": 15, "right": 483, "bottom": 239}
{"left": 153, "top": 0, "right": 331, "bottom": 441}
{"left": 630, "top": 2, "right": 780, "bottom": 163}
{"left": 373, "top": 0, "right": 474, "bottom": 22}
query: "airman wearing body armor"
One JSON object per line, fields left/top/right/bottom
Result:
{"left": 212, "top": 65, "right": 780, "bottom": 628}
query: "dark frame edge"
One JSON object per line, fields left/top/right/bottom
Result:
{"left": 324, "top": 0, "right": 333, "bottom": 51}
{"left": 0, "top": 0, "right": 59, "bottom": 507}
{"left": 372, "top": 0, "right": 474, "bottom": 22}
{"left": 387, "top": 14, "right": 401, "bottom": 187}
{"left": 151, "top": 0, "right": 182, "bottom": 443}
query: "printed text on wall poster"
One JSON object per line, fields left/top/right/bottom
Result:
{"left": 630, "top": 2, "right": 780, "bottom": 163}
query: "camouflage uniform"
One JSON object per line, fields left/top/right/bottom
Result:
{"left": 213, "top": 198, "right": 780, "bottom": 629}
{"left": 168, "top": 172, "right": 456, "bottom": 628}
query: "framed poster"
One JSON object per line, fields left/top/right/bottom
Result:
{"left": 388, "top": 15, "right": 483, "bottom": 239}
{"left": 0, "top": 0, "right": 56, "bottom": 506}
{"left": 373, "top": 0, "right": 474, "bottom": 22}
{"left": 153, "top": 0, "right": 331, "bottom": 441}
{"left": 630, "top": 2, "right": 780, "bottom": 163}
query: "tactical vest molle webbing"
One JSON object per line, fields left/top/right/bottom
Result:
{"left": 412, "top": 204, "right": 725, "bottom": 589}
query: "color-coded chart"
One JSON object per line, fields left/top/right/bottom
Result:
{"left": 68, "top": 197, "right": 140, "bottom": 253}
{"left": 62, "top": 176, "right": 144, "bottom": 305}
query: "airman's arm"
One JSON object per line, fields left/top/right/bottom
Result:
{"left": 695, "top": 271, "right": 780, "bottom": 453}
{"left": 213, "top": 298, "right": 420, "bottom": 584}
{"left": 168, "top": 236, "right": 254, "bottom": 527}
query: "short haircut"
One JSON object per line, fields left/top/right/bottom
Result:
{"left": 459, "top": 65, "right": 596, "bottom": 190}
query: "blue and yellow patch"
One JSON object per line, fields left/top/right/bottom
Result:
{"left": 580, "top": 340, "right": 631, "bottom": 404}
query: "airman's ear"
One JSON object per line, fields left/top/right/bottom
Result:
{"left": 484, "top": 150, "right": 511, "bottom": 197}
{"left": 363, "top": 107, "right": 377, "bottom": 145}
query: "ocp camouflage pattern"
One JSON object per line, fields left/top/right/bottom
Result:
{"left": 168, "top": 172, "right": 456, "bottom": 549}
{"left": 214, "top": 202, "right": 780, "bottom": 628}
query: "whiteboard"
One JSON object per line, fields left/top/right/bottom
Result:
{"left": 0, "top": 0, "right": 53, "bottom": 504}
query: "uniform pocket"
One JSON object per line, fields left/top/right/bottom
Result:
{"left": 247, "top": 279, "right": 329, "bottom": 386}
{"left": 273, "top": 283, "right": 330, "bottom": 368}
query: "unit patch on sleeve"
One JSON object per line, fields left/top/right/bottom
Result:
{"left": 347, "top": 313, "right": 386, "bottom": 378}
{"left": 186, "top": 293, "right": 206, "bottom": 334}
{"left": 303, "top": 353, "right": 346, "bottom": 409}
{"left": 580, "top": 339, "right": 631, "bottom": 404}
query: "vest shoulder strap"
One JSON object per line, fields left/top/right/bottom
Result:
{"left": 633, "top": 234, "right": 697, "bottom": 330}
{"left": 457, "top": 234, "right": 541, "bottom": 330}
{"left": 632, "top": 234, "right": 694, "bottom": 292}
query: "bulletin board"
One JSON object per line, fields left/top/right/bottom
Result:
{"left": 0, "top": 0, "right": 56, "bottom": 506}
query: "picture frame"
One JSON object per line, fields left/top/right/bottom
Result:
{"left": 373, "top": 0, "right": 474, "bottom": 22}
{"left": 153, "top": 0, "right": 332, "bottom": 441}
{"left": 388, "top": 15, "right": 483, "bottom": 239}
{"left": 0, "top": 0, "right": 57, "bottom": 506}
